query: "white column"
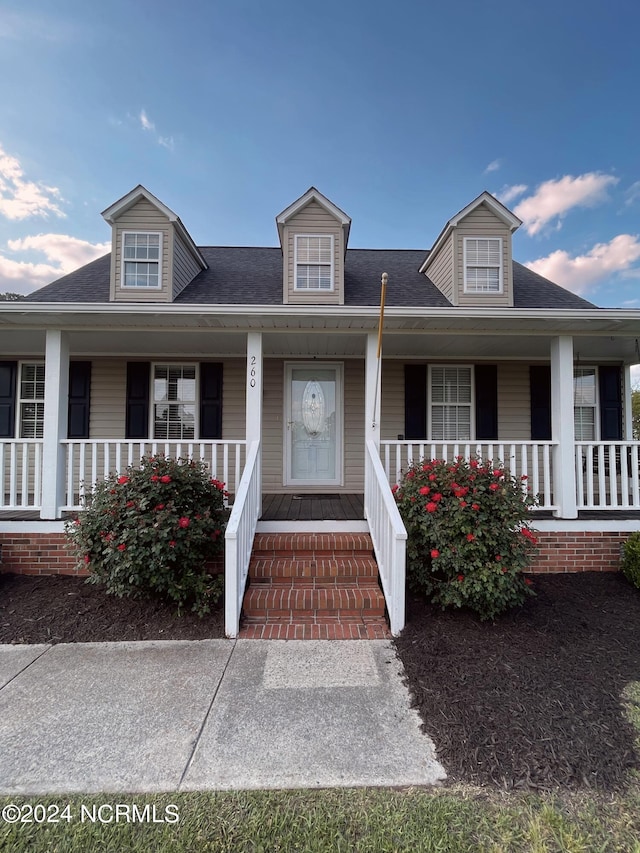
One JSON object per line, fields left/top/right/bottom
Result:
{"left": 623, "top": 364, "right": 633, "bottom": 440}
{"left": 245, "top": 332, "right": 262, "bottom": 516}
{"left": 550, "top": 335, "right": 577, "bottom": 518}
{"left": 364, "top": 331, "right": 381, "bottom": 449}
{"left": 40, "top": 330, "right": 69, "bottom": 519}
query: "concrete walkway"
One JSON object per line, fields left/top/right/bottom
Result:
{"left": 0, "top": 640, "right": 445, "bottom": 795}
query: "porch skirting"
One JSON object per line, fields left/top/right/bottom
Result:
{"left": 0, "top": 528, "right": 627, "bottom": 577}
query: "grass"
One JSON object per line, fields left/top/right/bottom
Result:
{"left": 2, "top": 680, "right": 640, "bottom": 852}
{"left": 2, "top": 785, "right": 640, "bottom": 852}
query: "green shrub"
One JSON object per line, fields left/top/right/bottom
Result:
{"left": 621, "top": 531, "right": 640, "bottom": 589}
{"left": 393, "top": 456, "right": 537, "bottom": 620}
{"left": 66, "top": 455, "right": 227, "bottom": 616}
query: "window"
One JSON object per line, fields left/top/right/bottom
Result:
{"left": 19, "top": 362, "right": 45, "bottom": 438}
{"left": 464, "top": 237, "right": 502, "bottom": 293}
{"left": 574, "top": 367, "right": 597, "bottom": 441}
{"left": 122, "top": 232, "right": 161, "bottom": 288}
{"left": 153, "top": 365, "right": 196, "bottom": 440}
{"left": 295, "top": 235, "right": 333, "bottom": 290}
{"left": 430, "top": 366, "right": 472, "bottom": 440}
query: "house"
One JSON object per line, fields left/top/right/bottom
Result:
{"left": 1, "top": 185, "right": 639, "bottom": 637}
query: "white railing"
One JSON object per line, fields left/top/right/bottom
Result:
{"left": 576, "top": 441, "right": 640, "bottom": 509}
{"left": 380, "top": 440, "right": 558, "bottom": 512}
{"left": 365, "top": 439, "right": 407, "bottom": 636}
{"left": 0, "top": 440, "right": 43, "bottom": 509}
{"left": 225, "top": 440, "right": 261, "bottom": 638}
{"left": 61, "top": 440, "right": 246, "bottom": 510}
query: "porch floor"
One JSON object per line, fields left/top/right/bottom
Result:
{"left": 260, "top": 494, "right": 364, "bottom": 522}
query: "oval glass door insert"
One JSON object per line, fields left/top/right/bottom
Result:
{"left": 301, "top": 380, "right": 325, "bottom": 435}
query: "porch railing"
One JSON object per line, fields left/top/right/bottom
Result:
{"left": 380, "top": 440, "right": 558, "bottom": 511}
{"left": 0, "top": 440, "right": 43, "bottom": 509}
{"left": 365, "top": 439, "right": 407, "bottom": 636}
{"left": 576, "top": 441, "right": 640, "bottom": 509}
{"left": 61, "top": 440, "right": 247, "bottom": 510}
{"left": 225, "top": 440, "right": 261, "bottom": 638}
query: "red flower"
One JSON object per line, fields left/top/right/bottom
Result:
{"left": 524, "top": 578, "right": 533, "bottom": 586}
{"left": 178, "top": 516, "right": 190, "bottom": 528}
{"left": 74, "top": 518, "right": 81, "bottom": 525}
{"left": 426, "top": 502, "right": 438, "bottom": 513}
{"left": 406, "top": 470, "right": 415, "bottom": 479}
{"left": 457, "top": 574, "right": 464, "bottom": 582}
{"left": 492, "top": 470, "right": 502, "bottom": 477}
{"left": 521, "top": 474, "right": 528, "bottom": 481}
{"left": 155, "top": 504, "right": 165, "bottom": 511}
{"left": 432, "top": 493, "right": 443, "bottom": 502}
{"left": 419, "top": 486, "right": 430, "bottom": 495}
{"left": 471, "top": 503, "right": 480, "bottom": 511}
{"left": 160, "top": 475, "right": 171, "bottom": 484}
{"left": 428, "top": 474, "right": 437, "bottom": 481}
{"left": 470, "top": 459, "right": 479, "bottom": 469}
{"left": 117, "top": 543, "right": 126, "bottom": 551}
{"left": 83, "top": 554, "right": 90, "bottom": 564}
{"left": 169, "top": 540, "right": 176, "bottom": 548}
{"left": 489, "top": 483, "right": 500, "bottom": 491}
{"left": 502, "top": 566, "right": 508, "bottom": 574}
{"left": 126, "top": 500, "right": 135, "bottom": 508}
{"left": 466, "top": 533, "right": 475, "bottom": 542}
{"left": 422, "top": 463, "right": 432, "bottom": 472}
{"left": 150, "top": 475, "right": 159, "bottom": 482}
{"left": 430, "top": 549, "right": 440, "bottom": 559}
{"left": 459, "top": 501, "right": 467, "bottom": 508}
{"left": 495, "top": 555, "right": 502, "bottom": 561}
{"left": 117, "top": 476, "right": 129, "bottom": 485}
{"left": 391, "top": 484, "right": 399, "bottom": 494}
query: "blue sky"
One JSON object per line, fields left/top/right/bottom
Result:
{"left": 0, "top": 0, "right": 639, "bottom": 307}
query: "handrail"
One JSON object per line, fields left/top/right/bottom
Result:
{"left": 364, "top": 439, "right": 407, "bottom": 636}
{"left": 224, "top": 440, "right": 261, "bottom": 638}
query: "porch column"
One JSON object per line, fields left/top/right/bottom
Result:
{"left": 40, "top": 330, "right": 69, "bottom": 519}
{"left": 550, "top": 335, "right": 577, "bottom": 518}
{"left": 623, "top": 364, "right": 633, "bottom": 440}
{"left": 364, "top": 331, "right": 381, "bottom": 449}
{"left": 245, "top": 331, "right": 262, "bottom": 517}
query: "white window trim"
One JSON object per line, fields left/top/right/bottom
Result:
{"left": 573, "top": 365, "right": 599, "bottom": 442}
{"left": 17, "top": 360, "right": 45, "bottom": 439}
{"left": 150, "top": 362, "right": 199, "bottom": 441}
{"left": 121, "top": 231, "right": 163, "bottom": 290}
{"left": 427, "top": 364, "right": 475, "bottom": 441}
{"left": 463, "top": 236, "right": 503, "bottom": 294}
{"left": 294, "top": 233, "right": 335, "bottom": 292}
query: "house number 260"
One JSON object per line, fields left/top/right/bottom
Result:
{"left": 250, "top": 356, "right": 256, "bottom": 388}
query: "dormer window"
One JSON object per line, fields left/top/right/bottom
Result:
{"left": 463, "top": 237, "right": 502, "bottom": 293}
{"left": 295, "top": 235, "right": 333, "bottom": 291}
{"left": 122, "top": 232, "right": 162, "bottom": 288}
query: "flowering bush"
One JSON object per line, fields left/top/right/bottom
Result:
{"left": 66, "top": 455, "right": 228, "bottom": 616}
{"left": 621, "top": 531, "right": 640, "bottom": 590}
{"left": 393, "top": 457, "right": 537, "bottom": 620}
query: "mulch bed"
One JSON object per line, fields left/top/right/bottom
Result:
{"left": 395, "top": 572, "right": 640, "bottom": 792}
{"left": 0, "top": 574, "right": 224, "bottom": 644}
{"left": 2, "top": 570, "right": 640, "bottom": 792}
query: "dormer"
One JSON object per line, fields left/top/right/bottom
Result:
{"left": 276, "top": 188, "right": 351, "bottom": 305}
{"left": 420, "top": 191, "right": 521, "bottom": 307}
{"left": 102, "top": 185, "right": 207, "bottom": 303}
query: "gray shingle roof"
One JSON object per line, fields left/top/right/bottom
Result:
{"left": 24, "top": 247, "right": 597, "bottom": 310}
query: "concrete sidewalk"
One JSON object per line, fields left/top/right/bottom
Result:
{"left": 0, "top": 640, "right": 445, "bottom": 795}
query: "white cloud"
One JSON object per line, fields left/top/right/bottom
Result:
{"left": 158, "top": 136, "right": 175, "bottom": 151}
{"left": 514, "top": 172, "right": 619, "bottom": 236}
{"left": 631, "top": 364, "right": 640, "bottom": 388}
{"left": 0, "top": 233, "right": 109, "bottom": 294}
{"left": 525, "top": 234, "right": 640, "bottom": 295}
{"left": 484, "top": 159, "right": 501, "bottom": 174}
{"left": 625, "top": 180, "right": 640, "bottom": 207}
{"left": 496, "top": 184, "right": 528, "bottom": 206}
{"left": 139, "top": 109, "right": 155, "bottom": 132}
{"left": 0, "top": 143, "right": 65, "bottom": 220}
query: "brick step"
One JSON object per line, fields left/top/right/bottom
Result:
{"left": 243, "top": 586, "right": 386, "bottom": 619}
{"left": 249, "top": 556, "right": 379, "bottom": 582}
{"left": 251, "top": 533, "right": 374, "bottom": 559}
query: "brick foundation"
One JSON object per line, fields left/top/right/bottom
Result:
{"left": 0, "top": 529, "right": 628, "bottom": 577}
{"left": 529, "top": 530, "right": 625, "bottom": 574}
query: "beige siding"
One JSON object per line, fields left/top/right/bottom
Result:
{"left": 221, "top": 359, "right": 246, "bottom": 440}
{"left": 262, "top": 359, "right": 284, "bottom": 490}
{"left": 110, "top": 199, "right": 172, "bottom": 303}
{"left": 172, "top": 230, "right": 201, "bottom": 299}
{"left": 423, "top": 232, "right": 455, "bottom": 304}
{"left": 381, "top": 361, "right": 405, "bottom": 440}
{"left": 343, "top": 360, "right": 364, "bottom": 491}
{"left": 455, "top": 203, "right": 513, "bottom": 308}
{"left": 283, "top": 200, "right": 344, "bottom": 305}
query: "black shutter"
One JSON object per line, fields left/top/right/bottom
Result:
{"left": 126, "top": 362, "right": 150, "bottom": 439}
{"left": 530, "top": 366, "right": 552, "bottom": 440}
{"left": 200, "top": 362, "right": 223, "bottom": 439}
{"left": 599, "top": 366, "right": 622, "bottom": 440}
{"left": 0, "top": 361, "right": 17, "bottom": 438}
{"left": 404, "top": 364, "right": 427, "bottom": 439}
{"left": 475, "top": 365, "right": 498, "bottom": 440}
{"left": 68, "top": 361, "right": 91, "bottom": 439}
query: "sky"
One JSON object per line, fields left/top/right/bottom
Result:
{"left": 0, "top": 0, "right": 639, "bottom": 311}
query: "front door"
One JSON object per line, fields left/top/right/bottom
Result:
{"left": 284, "top": 363, "right": 343, "bottom": 487}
